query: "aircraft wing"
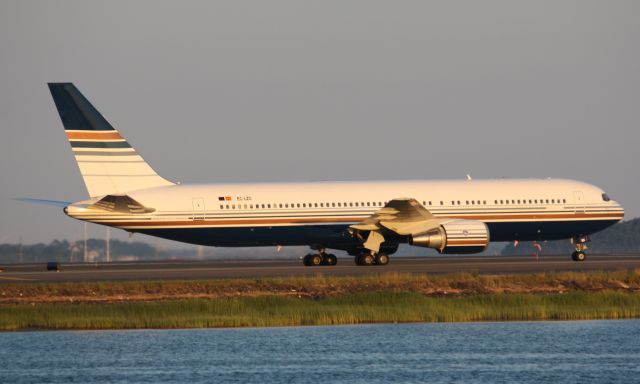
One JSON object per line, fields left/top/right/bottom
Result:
{"left": 349, "top": 198, "right": 445, "bottom": 252}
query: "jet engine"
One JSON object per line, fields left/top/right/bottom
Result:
{"left": 409, "top": 219, "right": 489, "bottom": 254}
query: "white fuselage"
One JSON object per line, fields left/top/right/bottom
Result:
{"left": 66, "top": 178, "right": 624, "bottom": 252}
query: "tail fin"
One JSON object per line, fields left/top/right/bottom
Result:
{"left": 48, "top": 83, "right": 174, "bottom": 198}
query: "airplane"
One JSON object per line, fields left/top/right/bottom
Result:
{"left": 33, "top": 83, "right": 624, "bottom": 266}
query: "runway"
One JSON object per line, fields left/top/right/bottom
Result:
{"left": 1, "top": 254, "right": 639, "bottom": 283}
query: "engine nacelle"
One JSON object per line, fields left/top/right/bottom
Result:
{"left": 410, "top": 219, "right": 489, "bottom": 254}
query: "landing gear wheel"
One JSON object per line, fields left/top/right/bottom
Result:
{"left": 355, "top": 254, "right": 375, "bottom": 266}
{"left": 571, "top": 251, "right": 586, "bottom": 262}
{"left": 375, "top": 254, "right": 389, "bottom": 266}
{"left": 303, "top": 254, "right": 312, "bottom": 266}
{"left": 310, "top": 254, "right": 323, "bottom": 266}
{"left": 324, "top": 254, "right": 338, "bottom": 266}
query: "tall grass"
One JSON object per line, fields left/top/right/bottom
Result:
{"left": 1, "top": 291, "right": 639, "bottom": 331}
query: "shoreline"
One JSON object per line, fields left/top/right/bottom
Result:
{"left": 1, "top": 270, "right": 639, "bottom": 331}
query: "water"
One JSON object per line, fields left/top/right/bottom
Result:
{"left": 1, "top": 320, "right": 639, "bottom": 383}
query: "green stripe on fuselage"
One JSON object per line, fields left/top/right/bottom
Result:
{"left": 72, "top": 150, "right": 138, "bottom": 156}
{"left": 70, "top": 141, "right": 131, "bottom": 148}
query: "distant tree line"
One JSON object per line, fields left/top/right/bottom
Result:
{"left": 0, "top": 239, "right": 177, "bottom": 264}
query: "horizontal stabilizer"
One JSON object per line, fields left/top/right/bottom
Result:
{"left": 14, "top": 198, "right": 72, "bottom": 208}
{"left": 90, "top": 194, "right": 155, "bottom": 214}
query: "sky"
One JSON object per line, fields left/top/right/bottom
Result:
{"left": 1, "top": 0, "right": 639, "bottom": 249}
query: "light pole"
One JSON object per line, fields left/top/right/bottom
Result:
{"left": 83, "top": 222, "right": 88, "bottom": 263}
{"left": 106, "top": 227, "right": 111, "bottom": 263}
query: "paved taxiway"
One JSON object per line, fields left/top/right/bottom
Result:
{"left": 1, "top": 254, "right": 639, "bottom": 283}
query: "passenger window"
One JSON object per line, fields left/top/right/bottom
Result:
{"left": 440, "top": 201, "right": 443, "bottom": 205}
{"left": 429, "top": 201, "right": 432, "bottom": 205}
{"left": 220, "top": 205, "right": 224, "bottom": 209}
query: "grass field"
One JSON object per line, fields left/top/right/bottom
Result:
{"left": 1, "top": 270, "right": 639, "bottom": 330}
{"left": 1, "top": 291, "right": 639, "bottom": 330}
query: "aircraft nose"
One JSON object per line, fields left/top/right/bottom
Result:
{"left": 63, "top": 206, "right": 68, "bottom": 215}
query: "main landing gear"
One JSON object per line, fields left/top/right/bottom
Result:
{"left": 354, "top": 253, "right": 389, "bottom": 266}
{"left": 302, "top": 250, "right": 338, "bottom": 267}
{"left": 571, "top": 235, "right": 590, "bottom": 262}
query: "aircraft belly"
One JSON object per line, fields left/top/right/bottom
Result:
{"left": 487, "top": 219, "right": 619, "bottom": 241}
{"left": 135, "top": 224, "right": 357, "bottom": 247}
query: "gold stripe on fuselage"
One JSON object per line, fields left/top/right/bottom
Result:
{"left": 78, "top": 211, "right": 623, "bottom": 229}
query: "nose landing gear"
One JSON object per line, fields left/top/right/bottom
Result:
{"left": 571, "top": 251, "right": 586, "bottom": 262}
{"left": 570, "top": 235, "right": 590, "bottom": 262}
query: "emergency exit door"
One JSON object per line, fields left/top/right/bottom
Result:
{"left": 192, "top": 198, "right": 205, "bottom": 220}
{"left": 573, "top": 191, "right": 585, "bottom": 214}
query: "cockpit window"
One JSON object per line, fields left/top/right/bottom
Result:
{"left": 602, "top": 193, "right": 611, "bottom": 202}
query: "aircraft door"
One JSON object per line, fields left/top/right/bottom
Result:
{"left": 192, "top": 198, "right": 205, "bottom": 220}
{"left": 573, "top": 191, "right": 585, "bottom": 214}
